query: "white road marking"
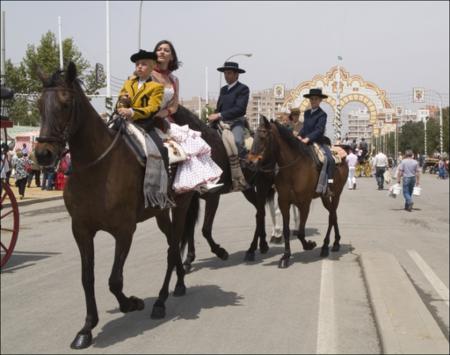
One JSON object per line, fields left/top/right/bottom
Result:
{"left": 407, "top": 249, "right": 449, "bottom": 307}
{"left": 316, "top": 259, "right": 336, "bottom": 354}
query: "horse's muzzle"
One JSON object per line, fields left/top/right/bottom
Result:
{"left": 247, "top": 153, "right": 262, "bottom": 165}
{"left": 34, "top": 143, "right": 60, "bottom": 167}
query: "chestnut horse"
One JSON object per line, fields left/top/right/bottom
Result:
{"left": 34, "top": 62, "right": 195, "bottom": 349}
{"left": 248, "top": 117, "right": 348, "bottom": 268}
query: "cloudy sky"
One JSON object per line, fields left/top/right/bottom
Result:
{"left": 2, "top": 1, "right": 449, "bottom": 105}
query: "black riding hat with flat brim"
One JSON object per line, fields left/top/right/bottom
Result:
{"left": 217, "top": 61, "right": 246, "bottom": 73}
{"left": 303, "top": 88, "right": 328, "bottom": 99}
{"left": 130, "top": 49, "right": 157, "bottom": 63}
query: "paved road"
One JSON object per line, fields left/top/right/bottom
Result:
{"left": 1, "top": 173, "right": 448, "bottom": 354}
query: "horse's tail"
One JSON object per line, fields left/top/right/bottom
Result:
{"left": 266, "top": 185, "right": 275, "bottom": 204}
{"left": 180, "top": 193, "right": 200, "bottom": 252}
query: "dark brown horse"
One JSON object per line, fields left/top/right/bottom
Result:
{"left": 34, "top": 62, "right": 195, "bottom": 349}
{"left": 248, "top": 117, "right": 349, "bottom": 268}
{"left": 171, "top": 107, "right": 275, "bottom": 271}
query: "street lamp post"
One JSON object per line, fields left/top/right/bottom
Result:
{"left": 334, "top": 55, "right": 343, "bottom": 143}
{"left": 218, "top": 53, "right": 252, "bottom": 91}
{"left": 138, "top": 0, "right": 143, "bottom": 50}
{"left": 426, "top": 89, "right": 444, "bottom": 156}
{"left": 424, "top": 116, "right": 428, "bottom": 157}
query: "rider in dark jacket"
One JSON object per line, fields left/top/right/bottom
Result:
{"left": 298, "top": 88, "right": 335, "bottom": 196}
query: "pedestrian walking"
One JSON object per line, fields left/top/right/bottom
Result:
{"left": 396, "top": 149, "right": 420, "bottom": 212}
{"left": 372, "top": 150, "right": 388, "bottom": 190}
{"left": 12, "top": 150, "right": 32, "bottom": 199}
{"left": 27, "top": 149, "right": 42, "bottom": 187}
{"left": 346, "top": 149, "right": 358, "bottom": 189}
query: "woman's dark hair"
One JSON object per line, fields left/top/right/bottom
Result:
{"left": 154, "top": 40, "right": 181, "bottom": 72}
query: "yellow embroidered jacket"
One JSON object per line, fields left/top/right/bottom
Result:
{"left": 118, "top": 76, "right": 164, "bottom": 121}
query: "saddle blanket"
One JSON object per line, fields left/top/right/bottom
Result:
{"left": 313, "top": 143, "right": 347, "bottom": 165}
{"left": 123, "top": 121, "right": 187, "bottom": 165}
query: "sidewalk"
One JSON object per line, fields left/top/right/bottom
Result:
{"left": 2, "top": 181, "right": 63, "bottom": 207}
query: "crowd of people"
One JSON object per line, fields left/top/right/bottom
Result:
{"left": 1, "top": 142, "right": 71, "bottom": 199}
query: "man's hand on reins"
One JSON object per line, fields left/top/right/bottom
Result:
{"left": 208, "top": 113, "right": 221, "bottom": 122}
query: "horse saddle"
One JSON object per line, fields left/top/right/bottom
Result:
{"left": 109, "top": 117, "right": 187, "bottom": 166}
{"left": 312, "top": 143, "right": 347, "bottom": 166}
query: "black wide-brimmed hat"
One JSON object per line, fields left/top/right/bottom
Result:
{"left": 130, "top": 49, "right": 157, "bottom": 63}
{"left": 303, "top": 88, "right": 328, "bottom": 99}
{"left": 217, "top": 61, "right": 246, "bottom": 73}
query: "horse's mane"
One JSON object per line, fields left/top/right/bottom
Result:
{"left": 172, "top": 106, "right": 218, "bottom": 143}
{"left": 273, "top": 121, "right": 311, "bottom": 158}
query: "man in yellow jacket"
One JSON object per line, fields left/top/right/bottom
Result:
{"left": 117, "top": 49, "right": 168, "bottom": 168}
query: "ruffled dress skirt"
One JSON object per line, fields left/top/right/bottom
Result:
{"left": 169, "top": 123, "right": 223, "bottom": 193}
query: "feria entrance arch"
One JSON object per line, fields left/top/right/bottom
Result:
{"left": 281, "top": 66, "right": 393, "bottom": 142}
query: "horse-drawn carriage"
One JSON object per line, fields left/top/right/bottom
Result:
{"left": 1, "top": 114, "right": 20, "bottom": 268}
{"left": 422, "top": 157, "right": 439, "bottom": 174}
{"left": 353, "top": 147, "right": 372, "bottom": 177}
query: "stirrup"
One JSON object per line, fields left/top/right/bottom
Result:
{"left": 198, "top": 182, "right": 224, "bottom": 194}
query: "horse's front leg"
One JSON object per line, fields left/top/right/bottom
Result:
{"left": 243, "top": 186, "right": 268, "bottom": 261}
{"left": 109, "top": 228, "right": 144, "bottom": 314}
{"left": 70, "top": 226, "right": 98, "bottom": 350}
{"left": 297, "top": 202, "right": 316, "bottom": 251}
{"left": 202, "top": 194, "right": 229, "bottom": 260}
{"left": 331, "top": 196, "right": 341, "bottom": 252}
{"left": 320, "top": 197, "right": 334, "bottom": 257}
{"left": 278, "top": 195, "right": 292, "bottom": 268}
{"left": 181, "top": 194, "right": 199, "bottom": 274}
{"left": 151, "top": 209, "right": 184, "bottom": 319}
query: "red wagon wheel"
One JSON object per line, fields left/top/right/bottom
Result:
{"left": 1, "top": 181, "right": 20, "bottom": 268}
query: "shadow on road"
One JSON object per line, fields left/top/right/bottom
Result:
{"left": 1, "top": 250, "right": 60, "bottom": 273}
{"left": 94, "top": 284, "right": 243, "bottom": 348}
{"left": 262, "top": 243, "right": 354, "bottom": 267}
{"left": 183, "top": 237, "right": 353, "bottom": 273}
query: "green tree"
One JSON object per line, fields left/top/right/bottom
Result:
{"left": 4, "top": 31, "right": 106, "bottom": 126}
{"left": 200, "top": 104, "right": 215, "bottom": 123}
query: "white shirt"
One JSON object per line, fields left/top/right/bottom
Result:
{"left": 373, "top": 152, "right": 388, "bottom": 167}
{"left": 311, "top": 107, "right": 319, "bottom": 114}
{"left": 227, "top": 80, "right": 238, "bottom": 91}
{"left": 346, "top": 153, "right": 358, "bottom": 168}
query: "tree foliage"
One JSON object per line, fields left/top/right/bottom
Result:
{"left": 376, "top": 107, "right": 449, "bottom": 157}
{"left": 3, "top": 31, "right": 106, "bottom": 126}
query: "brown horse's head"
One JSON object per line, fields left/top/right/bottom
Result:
{"left": 247, "top": 115, "right": 276, "bottom": 171}
{"left": 35, "top": 62, "right": 79, "bottom": 166}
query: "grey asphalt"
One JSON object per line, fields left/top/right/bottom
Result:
{"left": 1, "top": 173, "right": 448, "bottom": 354}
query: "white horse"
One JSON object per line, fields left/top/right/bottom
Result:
{"left": 267, "top": 191, "right": 299, "bottom": 244}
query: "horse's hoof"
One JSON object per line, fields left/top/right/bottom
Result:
{"left": 217, "top": 248, "right": 229, "bottom": 260}
{"left": 320, "top": 248, "right": 329, "bottom": 257}
{"left": 151, "top": 303, "right": 166, "bottom": 319}
{"left": 304, "top": 240, "right": 317, "bottom": 250}
{"left": 120, "top": 296, "right": 144, "bottom": 312}
{"left": 244, "top": 251, "right": 255, "bottom": 262}
{"left": 278, "top": 256, "right": 290, "bottom": 268}
{"left": 259, "top": 242, "right": 269, "bottom": 254}
{"left": 183, "top": 263, "right": 192, "bottom": 274}
{"left": 331, "top": 243, "right": 340, "bottom": 252}
{"left": 70, "top": 332, "right": 92, "bottom": 349}
{"left": 173, "top": 283, "right": 186, "bottom": 297}
{"left": 271, "top": 236, "right": 283, "bottom": 244}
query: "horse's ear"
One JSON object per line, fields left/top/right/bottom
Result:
{"left": 36, "top": 66, "right": 48, "bottom": 84}
{"left": 260, "top": 115, "right": 271, "bottom": 129}
{"left": 66, "top": 61, "right": 77, "bottom": 84}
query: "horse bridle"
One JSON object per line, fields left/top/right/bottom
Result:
{"left": 36, "top": 87, "right": 78, "bottom": 145}
{"left": 252, "top": 126, "right": 302, "bottom": 173}
{"left": 36, "top": 86, "right": 123, "bottom": 171}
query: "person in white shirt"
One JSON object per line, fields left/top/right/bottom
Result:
{"left": 345, "top": 149, "right": 358, "bottom": 189}
{"left": 372, "top": 150, "right": 388, "bottom": 190}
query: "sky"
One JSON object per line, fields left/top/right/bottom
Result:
{"left": 1, "top": 1, "right": 449, "bottom": 109}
